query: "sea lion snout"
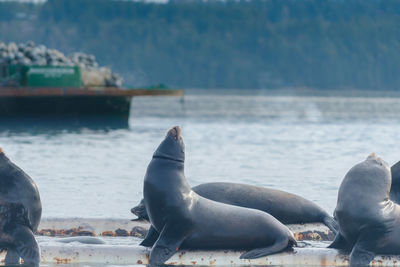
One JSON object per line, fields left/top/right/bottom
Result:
{"left": 366, "top": 153, "right": 389, "bottom": 168}
{"left": 167, "top": 126, "right": 181, "bottom": 139}
{"left": 367, "top": 153, "right": 380, "bottom": 164}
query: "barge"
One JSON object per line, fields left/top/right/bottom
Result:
{"left": 0, "top": 64, "right": 182, "bottom": 118}
{"left": 0, "top": 86, "right": 182, "bottom": 116}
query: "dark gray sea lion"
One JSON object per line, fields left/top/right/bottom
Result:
{"left": 141, "top": 126, "right": 296, "bottom": 265}
{"left": 0, "top": 148, "right": 42, "bottom": 265}
{"left": 132, "top": 184, "right": 338, "bottom": 233}
{"left": 390, "top": 161, "right": 400, "bottom": 204}
{"left": 329, "top": 153, "right": 400, "bottom": 266}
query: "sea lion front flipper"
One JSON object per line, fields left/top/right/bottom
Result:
{"left": 5, "top": 249, "right": 19, "bottom": 264}
{"left": 140, "top": 225, "right": 159, "bottom": 247}
{"left": 148, "top": 222, "right": 191, "bottom": 265}
{"left": 239, "top": 237, "right": 293, "bottom": 259}
{"left": 10, "top": 225, "right": 40, "bottom": 265}
{"left": 323, "top": 216, "right": 339, "bottom": 235}
{"left": 349, "top": 241, "right": 375, "bottom": 267}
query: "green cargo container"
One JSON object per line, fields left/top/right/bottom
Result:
{"left": 2, "top": 65, "right": 82, "bottom": 87}
{"left": 21, "top": 65, "right": 81, "bottom": 87}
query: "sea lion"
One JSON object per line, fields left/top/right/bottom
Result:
{"left": 329, "top": 153, "right": 400, "bottom": 266}
{"left": 141, "top": 126, "right": 296, "bottom": 265}
{"left": 132, "top": 184, "right": 338, "bottom": 233}
{"left": 0, "top": 148, "right": 42, "bottom": 265}
{"left": 390, "top": 161, "right": 400, "bottom": 204}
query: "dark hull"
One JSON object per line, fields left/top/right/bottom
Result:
{"left": 0, "top": 96, "right": 131, "bottom": 116}
{"left": 0, "top": 87, "right": 182, "bottom": 117}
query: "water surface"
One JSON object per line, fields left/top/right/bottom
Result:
{"left": 0, "top": 89, "right": 399, "bottom": 219}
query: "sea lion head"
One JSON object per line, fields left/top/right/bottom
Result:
{"left": 346, "top": 153, "right": 391, "bottom": 200}
{"left": 131, "top": 199, "right": 149, "bottom": 221}
{"left": 153, "top": 126, "right": 185, "bottom": 162}
{"left": 365, "top": 152, "right": 391, "bottom": 187}
{"left": 366, "top": 153, "right": 390, "bottom": 173}
{"left": 336, "top": 153, "right": 392, "bottom": 218}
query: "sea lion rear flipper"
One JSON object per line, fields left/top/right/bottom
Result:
{"left": 328, "top": 232, "right": 350, "bottom": 251}
{"left": 239, "top": 237, "right": 293, "bottom": 259}
{"left": 5, "top": 249, "right": 19, "bottom": 264}
{"left": 10, "top": 224, "right": 40, "bottom": 265}
{"left": 349, "top": 241, "right": 375, "bottom": 267}
{"left": 149, "top": 222, "right": 191, "bottom": 265}
{"left": 140, "top": 225, "right": 159, "bottom": 247}
{"left": 323, "top": 216, "right": 339, "bottom": 234}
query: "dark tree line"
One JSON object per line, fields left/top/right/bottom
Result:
{"left": 1, "top": 0, "right": 400, "bottom": 89}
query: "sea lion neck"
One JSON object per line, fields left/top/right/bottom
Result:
{"left": 153, "top": 154, "right": 184, "bottom": 163}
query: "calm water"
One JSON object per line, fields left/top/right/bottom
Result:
{"left": 0, "top": 89, "right": 399, "bottom": 219}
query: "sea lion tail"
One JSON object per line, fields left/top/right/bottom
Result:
{"left": 323, "top": 215, "right": 339, "bottom": 235}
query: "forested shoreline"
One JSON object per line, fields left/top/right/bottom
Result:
{"left": 1, "top": 0, "right": 400, "bottom": 89}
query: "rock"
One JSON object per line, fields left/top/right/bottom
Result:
{"left": 115, "top": 228, "right": 128, "bottom": 237}
{"left": 8, "top": 42, "right": 18, "bottom": 52}
{"left": 130, "top": 226, "right": 148, "bottom": 238}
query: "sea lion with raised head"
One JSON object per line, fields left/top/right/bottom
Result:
{"left": 141, "top": 126, "right": 296, "bottom": 265}
{"left": 0, "top": 148, "right": 42, "bottom": 265}
{"left": 132, "top": 183, "right": 338, "bottom": 233}
{"left": 329, "top": 153, "right": 400, "bottom": 266}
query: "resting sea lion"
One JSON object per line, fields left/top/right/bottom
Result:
{"left": 132, "top": 184, "right": 338, "bottom": 233}
{"left": 329, "top": 153, "right": 400, "bottom": 266}
{"left": 0, "top": 148, "right": 42, "bottom": 265}
{"left": 141, "top": 126, "right": 296, "bottom": 265}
